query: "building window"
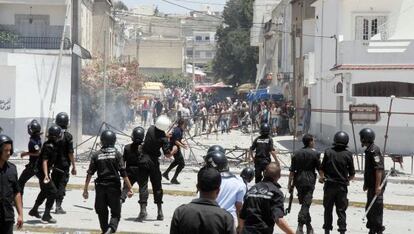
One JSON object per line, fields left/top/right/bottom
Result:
{"left": 355, "top": 16, "right": 387, "bottom": 40}
{"left": 205, "top": 36, "right": 210, "bottom": 41}
{"left": 205, "top": 51, "right": 212, "bottom": 58}
{"left": 194, "top": 51, "right": 201, "bottom": 58}
{"left": 186, "top": 49, "right": 193, "bottom": 56}
{"left": 352, "top": 82, "right": 414, "bottom": 97}
{"left": 195, "top": 36, "right": 202, "bottom": 41}
{"left": 336, "top": 82, "right": 343, "bottom": 94}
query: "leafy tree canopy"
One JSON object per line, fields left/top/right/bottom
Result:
{"left": 113, "top": 1, "right": 128, "bottom": 11}
{"left": 213, "top": 0, "right": 258, "bottom": 86}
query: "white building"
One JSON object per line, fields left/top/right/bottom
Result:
{"left": 309, "top": 0, "right": 414, "bottom": 154}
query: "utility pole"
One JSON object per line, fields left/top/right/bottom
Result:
{"left": 291, "top": 22, "right": 297, "bottom": 151}
{"left": 103, "top": 30, "right": 107, "bottom": 123}
{"left": 71, "top": 0, "right": 82, "bottom": 145}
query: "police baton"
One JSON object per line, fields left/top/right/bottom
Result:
{"left": 363, "top": 168, "right": 392, "bottom": 221}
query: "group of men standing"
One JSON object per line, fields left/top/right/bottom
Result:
{"left": 289, "top": 128, "right": 386, "bottom": 234}
{"left": 0, "top": 112, "right": 76, "bottom": 233}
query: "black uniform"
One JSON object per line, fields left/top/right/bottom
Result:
{"left": 363, "top": 143, "right": 385, "bottom": 233}
{"left": 32, "top": 140, "right": 59, "bottom": 219}
{"left": 140, "top": 125, "right": 171, "bottom": 204}
{"left": 250, "top": 136, "right": 275, "bottom": 183}
{"left": 0, "top": 161, "right": 20, "bottom": 234}
{"left": 53, "top": 130, "right": 74, "bottom": 204}
{"left": 320, "top": 146, "right": 355, "bottom": 233}
{"left": 240, "top": 178, "right": 285, "bottom": 234}
{"left": 290, "top": 147, "right": 320, "bottom": 226}
{"left": 121, "top": 143, "right": 144, "bottom": 202}
{"left": 170, "top": 198, "right": 234, "bottom": 234}
{"left": 164, "top": 126, "right": 185, "bottom": 181}
{"left": 87, "top": 147, "right": 127, "bottom": 233}
{"left": 18, "top": 135, "right": 42, "bottom": 195}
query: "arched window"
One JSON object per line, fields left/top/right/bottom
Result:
{"left": 336, "top": 82, "right": 343, "bottom": 94}
{"left": 352, "top": 82, "right": 414, "bottom": 97}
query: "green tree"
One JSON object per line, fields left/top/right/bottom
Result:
{"left": 113, "top": 1, "right": 128, "bottom": 11}
{"left": 213, "top": 0, "right": 258, "bottom": 86}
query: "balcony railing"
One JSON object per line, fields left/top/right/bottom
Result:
{"left": 0, "top": 36, "right": 71, "bottom": 50}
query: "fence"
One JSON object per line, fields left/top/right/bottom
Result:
{"left": 0, "top": 36, "right": 71, "bottom": 50}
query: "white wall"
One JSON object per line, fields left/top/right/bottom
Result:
{"left": 0, "top": 4, "right": 66, "bottom": 25}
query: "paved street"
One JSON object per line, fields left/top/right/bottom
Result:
{"left": 9, "top": 129, "right": 414, "bottom": 233}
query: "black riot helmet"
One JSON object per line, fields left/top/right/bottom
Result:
{"left": 359, "top": 128, "right": 375, "bottom": 144}
{"left": 207, "top": 145, "right": 226, "bottom": 154}
{"left": 100, "top": 130, "right": 116, "bottom": 148}
{"left": 333, "top": 131, "right": 349, "bottom": 147}
{"left": 131, "top": 127, "right": 145, "bottom": 143}
{"left": 240, "top": 167, "right": 255, "bottom": 183}
{"left": 260, "top": 123, "right": 271, "bottom": 136}
{"left": 55, "top": 112, "right": 69, "bottom": 129}
{"left": 204, "top": 150, "right": 229, "bottom": 172}
{"left": 28, "top": 120, "right": 42, "bottom": 136}
{"left": 47, "top": 125, "right": 62, "bottom": 141}
{"left": 0, "top": 134, "right": 14, "bottom": 156}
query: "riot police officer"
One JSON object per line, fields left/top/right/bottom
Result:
{"left": 138, "top": 115, "right": 172, "bottom": 221}
{"left": 288, "top": 134, "right": 321, "bottom": 234}
{"left": 83, "top": 130, "right": 133, "bottom": 234}
{"left": 120, "top": 127, "right": 145, "bottom": 216}
{"left": 250, "top": 123, "right": 279, "bottom": 183}
{"left": 0, "top": 134, "right": 23, "bottom": 233}
{"left": 29, "top": 125, "right": 62, "bottom": 223}
{"left": 53, "top": 112, "right": 77, "bottom": 214}
{"left": 18, "top": 120, "right": 42, "bottom": 196}
{"left": 205, "top": 149, "right": 246, "bottom": 232}
{"left": 360, "top": 128, "right": 385, "bottom": 234}
{"left": 240, "top": 167, "right": 254, "bottom": 186}
{"left": 319, "top": 131, "right": 355, "bottom": 234}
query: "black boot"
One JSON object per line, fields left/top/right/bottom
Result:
{"left": 162, "top": 171, "right": 170, "bottom": 181}
{"left": 171, "top": 178, "right": 180, "bottom": 184}
{"left": 157, "top": 203, "right": 164, "bottom": 221}
{"left": 55, "top": 200, "right": 66, "bottom": 214}
{"left": 136, "top": 203, "right": 147, "bottom": 222}
{"left": 306, "top": 224, "right": 314, "bottom": 234}
{"left": 104, "top": 227, "right": 114, "bottom": 234}
{"left": 296, "top": 223, "right": 304, "bottom": 234}
{"left": 29, "top": 206, "right": 41, "bottom": 219}
{"left": 41, "top": 210, "right": 57, "bottom": 224}
{"left": 324, "top": 230, "right": 330, "bottom": 234}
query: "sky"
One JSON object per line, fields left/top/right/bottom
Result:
{"left": 121, "top": 0, "right": 228, "bottom": 14}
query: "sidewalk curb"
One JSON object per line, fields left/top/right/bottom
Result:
{"left": 16, "top": 226, "right": 150, "bottom": 234}
{"left": 25, "top": 182, "right": 414, "bottom": 211}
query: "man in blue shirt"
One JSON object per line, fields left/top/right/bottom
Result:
{"left": 163, "top": 118, "right": 187, "bottom": 184}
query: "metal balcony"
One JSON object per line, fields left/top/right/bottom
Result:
{"left": 0, "top": 36, "right": 71, "bottom": 50}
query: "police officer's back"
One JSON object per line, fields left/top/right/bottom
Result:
{"left": 240, "top": 163, "right": 294, "bottom": 234}
{"left": 170, "top": 166, "right": 234, "bottom": 234}
{"left": 83, "top": 130, "right": 133, "bottom": 234}
{"left": 320, "top": 131, "right": 355, "bottom": 234}
{"left": 288, "top": 134, "right": 321, "bottom": 234}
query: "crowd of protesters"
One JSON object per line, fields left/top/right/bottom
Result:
{"left": 132, "top": 86, "right": 310, "bottom": 137}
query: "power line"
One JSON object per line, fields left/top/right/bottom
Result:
{"left": 171, "top": 0, "right": 281, "bottom": 7}
{"left": 160, "top": 0, "right": 223, "bottom": 20}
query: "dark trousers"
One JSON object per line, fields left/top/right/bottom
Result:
{"left": 366, "top": 188, "right": 385, "bottom": 233}
{"left": 254, "top": 159, "right": 270, "bottom": 183}
{"left": 18, "top": 165, "right": 37, "bottom": 195}
{"left": 95, "top": 185, "right": 121, "bottom": 233}
{"left": 34, "top": 173, "right": 57, "bottom": 215}
{"left": 323, "top": 184, "right": 348, "bottom": 232}
{"left": 0, "top": 221, "right": 13, "bottom": 234}
{"left": 164, "top": 151, "right": 185, "bottom": 180}
{"left": 121, "top": 167, "right": 140, "bottom": 202}
{"left": 296, "top": 186, "right": 314, "bottom": 225}
{"left": 52, "top": 168, "right": 69, "bottom": 203}
{"left": 137, "top": 158, "right": 163, "bottom": 204}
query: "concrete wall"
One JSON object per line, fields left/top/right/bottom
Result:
{"left": 0, "top": 52, "right": 71, "bottom": 151}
